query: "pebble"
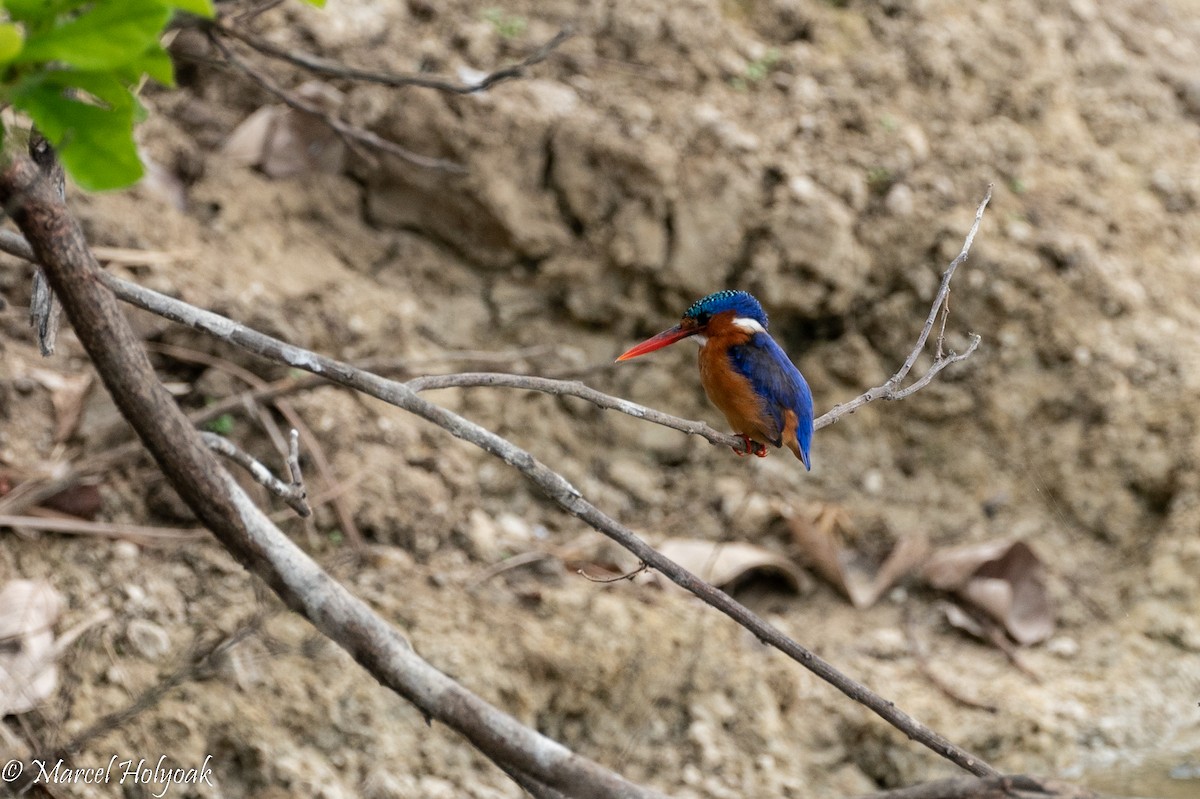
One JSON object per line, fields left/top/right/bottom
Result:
{"left": 126, "top": 619, "right": 171, "bottom": 660}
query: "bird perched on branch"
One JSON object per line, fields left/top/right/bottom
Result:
{"left": 617, "top": 290, "right": 813, "bottom": 469}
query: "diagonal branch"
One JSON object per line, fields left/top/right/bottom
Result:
{"left": 208, "top": 34, "right": 467, "bottom": 172}
{"left": 213, "top": 19, "right": 573, "bottom": 95}
{"left": 0, "top": 153, "right": 665, "bottom": 799}
{"left": 89, "top": 265, "right": 999, "bottom": 779}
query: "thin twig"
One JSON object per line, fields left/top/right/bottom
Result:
{"left": 94, "top": 267, "right": 999, "bottom": 778}
{"left": 892, "top": 186, "right": 991, "bottom": 387}
{"left": 857, "top": 774, "right": 1098, "bottom": 799}
{"left": 230, "top": 0, "right": 286, "bottom": 24}
{"left": 0, "top": 513, "right": 204, "bottom": 542}
{"left": 201, "top": 431, "right": 311, "bottom": 517}
{"left": 215, "top": 20, "right": 573, "bottom": 95}
{"left": 147, "top": 340, "right": 361, "bottom": 545}
{"left": 903, "top": 606, "right": 998, "bottom": 714}
{"left": 209, "top": 34, "right": 466, "bottom": 172}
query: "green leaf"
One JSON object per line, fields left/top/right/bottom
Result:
{"left": 17, "top": 0, "right": 172, "bottom": 71}
{"left": 0, "top": 23, "right": 25, "bottom": 65}
{"left": 113, "top": 42, "right": 175, "bottom": 87}
{"left": 302, "top": 0, "right": 327, "bottom": 6}
{"left": 164, "top": 0, "right": 215, "bottom": 17}
{"left": 13, "top": 75, "right": 143, "bottom": 190}
{"left": 5, "top": 1, "right": 90, "bottom": 27}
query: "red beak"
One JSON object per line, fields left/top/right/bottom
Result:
{"left": 616, "top": 325, "right": 697, "bottom": 361}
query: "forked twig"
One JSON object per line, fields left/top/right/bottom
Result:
{"left": 202, "top": 430, "right": 310, "bottom": 517}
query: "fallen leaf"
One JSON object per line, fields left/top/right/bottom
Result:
{"left": 40, "top": 482, "right": 103, "bottom": 520}
{"left": 785, "top": 503, "right": 928, "bottom": 608}
{"left": 923, "top": 539, "right": 1055, "bottom": 645}
{"left": 0, "top": 579, "right": 64, "bottom": 715}
{"left": 29, "top": 369, "right": 93, "bottom": 443}
{"left": 222, "top": 81, "right": 347, "bottom": 178}
{"left": 657, "top": 538, "right": 810, "bottom": 594}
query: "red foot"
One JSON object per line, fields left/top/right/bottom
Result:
{"left": 732, "top": 434, "right": 768, "bottom": 458}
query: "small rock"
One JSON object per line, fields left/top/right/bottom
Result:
{"left": 125, "top": 619, "right": 170, "bottom": 660}
{"left": 884, "top": 182, "right": 914, "bottom": 216}
{"left": 494, "top": 512, "right": 533, "bottom": 543}
{"left": 111, "top": 541, "right": 140, "bottom": 561}
{"left": 862, "top": 627, "right": 907, "bottom": 658}
{"left": 608, "top": 457, "right": 664, "bottom": 503}
{"left": 1045, "top": 637, "right": 1080, "bottom": 658}
{"left": 463, "top": 509, "right": 500, "bottom": 561}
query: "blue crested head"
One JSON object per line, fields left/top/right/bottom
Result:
{"left": 683, "top": 290, "right": 768, "bottom": 329}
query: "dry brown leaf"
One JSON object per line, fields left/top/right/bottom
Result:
{"left": 786, "top": 503, "right": 928, "bottom": 608}
{"left": 222, "top": 82, "right": 347, "bottom": 178}
{"left": 29, "top": 368, "right": 93, "bottom": 443}
{"left": 656, "top": 538, "right": 810, "bottom": 593}
{"left": 923, "top": 539, "right": 1055, "bottom": 645}
{"left": 0, "top": 579, "right": 64, "bottom": 715}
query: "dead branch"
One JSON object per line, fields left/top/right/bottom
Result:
{"left": 84, "top": 252, "right": 998, "bottom": 778}
{"left": 903, "top": 606, "right": 998, "bottom": 714}
{"left": 858, "top": 775, "right": 1097, "bottom": 799}
{"left": 147, "top": 340, "right": 362, "bottom": 545}
{"left": 0, "top": 153, "right": 666, "bottom": 799}
{"left": 208, "top": 34, "right": 466, "bottom": 172}
{"left": 0, "top": 513, "right": 204, "bottom": 543}
{"left": 213, "top": 17, "right": 573, "bottom": 95}
{"left": 202, "top": 430, "right": 311, "bottom": 517}
{"left": 27, "top": 131, "right": 65, "bottom": 356}
{"left": 824, "top": 186, "right": 992, "bottom": 421}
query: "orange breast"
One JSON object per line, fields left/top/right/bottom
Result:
{"left": 698, "top": 339, "right": 773, "bottom": 445}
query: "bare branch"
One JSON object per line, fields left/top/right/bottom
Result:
{"left": 857, "top": 774, "right": 1098, "bottom": 799}
{"left": 892, "top": 185, "right": 992, "bottom": 387}
{"left": 27, "top": 131, "right": 65, "bottom": 356}
{"left": 0, "top": 153, "right": 667, "bottom": 799}
{"left": 201, "top": 430, "right": 311, "bottom": 517}
{"left": 214, "top": 19, "right": 573, "bottom": 95}
{"left": 408, "top": 371, "right": 743, "bottom": 447}
{"left": 0, "top": 514, "right": 204, "bottom": 542}
{"left": 91, "top": 269, "right": 999, "bottom": 779}
{"left": 208, "top": 34, "right": 467, "bottom": 172}
{"left": 819, "top": 185, "right": 992, "bottom": 425}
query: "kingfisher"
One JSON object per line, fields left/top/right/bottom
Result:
{"left": 616, "top": 290, "right": 813, "bottom": 469}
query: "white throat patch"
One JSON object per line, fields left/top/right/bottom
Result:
{"left": 732, "top": 317, "right": 766, "bottom": 334}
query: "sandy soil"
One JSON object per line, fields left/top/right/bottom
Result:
{"left": 2, "top": 1, "right": 1199, "bottom": 797}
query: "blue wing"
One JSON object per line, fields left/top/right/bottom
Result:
{"left": 727, "top": 333, "right": 814, "bottom": 465}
